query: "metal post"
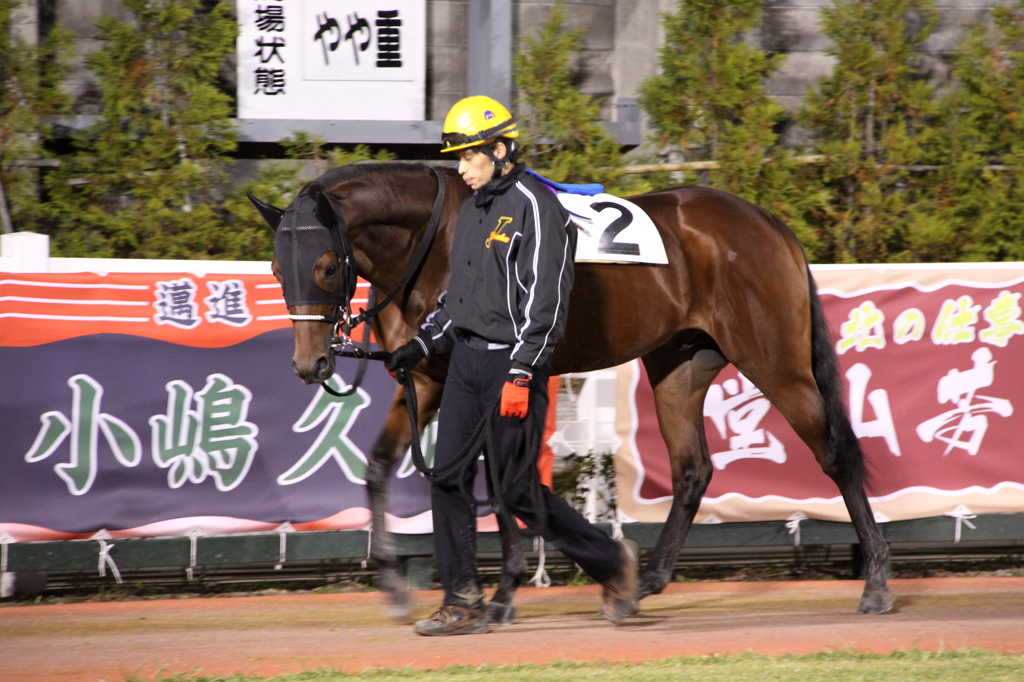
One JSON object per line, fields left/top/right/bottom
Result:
{"left": 467, "top": 0, "right": 513, "bottom": 105}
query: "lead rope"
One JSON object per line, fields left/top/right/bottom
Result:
{"left": 395, "top": 366, "right": 548, "bottom": 539}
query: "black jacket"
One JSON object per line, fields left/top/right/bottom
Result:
{"left": 414, "top": 164, "right": 576, "bottom": 370}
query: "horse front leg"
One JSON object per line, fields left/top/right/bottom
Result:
{"left": 484, "top": 512, "right": 527, "bottom": 625}
{"left": 366, "top": 371, "right": 443, "bottom": 619}
{"left": 636, "top": 347, "right": 725, "bottom": 601}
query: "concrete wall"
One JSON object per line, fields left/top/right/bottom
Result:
{"left": 31, "top": 1, "right": 1005, "bottom": 140}
{"left": 54, "top": 0, "right": 125, "bottom": 115}
{"left": 10, "top": 0, "right": 38, "bottom": 45}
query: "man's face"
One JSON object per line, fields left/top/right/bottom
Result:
{"left": 457, "top": 146, "right": 500, "bottom": 190}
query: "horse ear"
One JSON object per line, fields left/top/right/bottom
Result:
{"left": 312, "top": 184, "right": 339, "bottom": 230}
{"left": 247, "top": 194, "right": 284, "bottom": 232}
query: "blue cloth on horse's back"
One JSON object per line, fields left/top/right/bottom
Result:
{"left": 524, "top": 168, "right": 605, "bottom": 196}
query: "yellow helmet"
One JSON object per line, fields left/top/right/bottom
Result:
{"left": 441, "top": 96, "right": 519, "bottom": 153}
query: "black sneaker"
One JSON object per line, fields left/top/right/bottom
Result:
{"left": 413, "top": 604, "right": 491, "bottom": 636}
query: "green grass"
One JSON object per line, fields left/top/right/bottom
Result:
{"left": 134, "top": 650, "right": 1024, "bottom": 682}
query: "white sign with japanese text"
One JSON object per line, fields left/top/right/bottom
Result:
{"left": 236, "top": 0, "right": 426, "bottom": 120}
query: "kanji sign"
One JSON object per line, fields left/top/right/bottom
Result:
{"left": 236, "top": 0, "right": 426, "bottom": 120}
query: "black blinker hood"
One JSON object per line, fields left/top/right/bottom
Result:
{"left": 274, "top": 186, "right": 358, "bottom": 309}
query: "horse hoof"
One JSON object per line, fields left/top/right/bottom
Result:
{"left": 857, "top": 587, "right": 895, "bottom": 615}
{"left": 385, "top": 588, "right": 413, "bottom": 621}
{"left": 636, "top": 576, "right": 661, "bottom": 601}
{"left": 484, "top": 602, "right": 517, "bottom": 625}
{"left": 388, "top": 601, "right": 413, "bottom": 621}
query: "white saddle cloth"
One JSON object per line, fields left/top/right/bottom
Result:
{"left": 557, "top": 193, "right": 668, "bottom": 265}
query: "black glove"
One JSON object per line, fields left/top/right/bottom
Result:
{"left": 385, "top": 336, "right": 428, "bottom": 379}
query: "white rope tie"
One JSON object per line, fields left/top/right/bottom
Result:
{"left": 0, "top": 532, "right": 13, "bottom": 575}
{"left": 274, "top": 523, "right": 293, "bottom": 571}
{"left": 185, "top": 529, "right": 202, "bottom": 581}
{"left": 786, "top": 511, "right": 809, "bottom": 547}
{"left": 611, "top": 508, "right": 624, "bottom": 541}
{"left": 96, "top": 540, "right": 123, "bottom": 584}
{"left": 563, "top": 376, "right": 578, "bottom": 405}
{"left": 528, "top": 537, "right": 551, "bottom": 588}
{"left": 946, "top": 505, "right": 977, "bottom": 543}
{"left": 361, "top": 525, "right": 372, "bottom": 570}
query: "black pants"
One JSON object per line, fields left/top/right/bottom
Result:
{"left": 432, "top": 342, "right": 623, "bottom": 607}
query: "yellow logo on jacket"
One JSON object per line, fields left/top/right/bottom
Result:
{"left": 485, "top": 217, "right": 513, "bottom": 248}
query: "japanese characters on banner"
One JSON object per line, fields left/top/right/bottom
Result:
{"left": 615, "top": 264, "right": 1024, "bottom": 526}
{"left": 6, "top": 264, "right": 1024, "bottom": 543}
{"left": 0, "top": 272, "right": 449, "bottom": 542}
{"left": 236, "top": 0, "right": 426, "bottom": 120}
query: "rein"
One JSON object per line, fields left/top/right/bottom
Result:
{"left": 346, "top": 166, "right": 447, "bottom": 330}
{"left": 315, "top": 166, "right": 447, "bottom": 397}
{"left": 392, "top": 365, "right": 548, "bottom": 539}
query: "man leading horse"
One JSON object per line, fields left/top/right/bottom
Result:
{"left": 386, "top": 96, "right": 639, "bottom": 636}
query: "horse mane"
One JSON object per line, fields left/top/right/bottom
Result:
{"left": 305, "top": 162, "right": 435, "bottom": 196}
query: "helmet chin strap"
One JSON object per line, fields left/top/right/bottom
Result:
{"left": 482, "top": 139, "right": 516, "bottom": 176}
{"left": 482, "top": 145, "right": 506, "bottom": 174}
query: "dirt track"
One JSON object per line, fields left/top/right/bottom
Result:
{"left": 2, "top": 577, "right": 1024, "bottom": 682}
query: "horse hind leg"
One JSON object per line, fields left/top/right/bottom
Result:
{"left": 734, "top": 286, "right": 893, "bottom": 614}
{"left": 636, "top": 339, "right": 728, "bottom": 601}
{"left": 484, "top": 513, "right": 527, "bottom": 625}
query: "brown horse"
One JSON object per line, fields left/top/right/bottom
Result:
{"left": 249, "top": 162, "right": 894, "bottom": 619}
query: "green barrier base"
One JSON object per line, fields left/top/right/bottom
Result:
{"left": 4, "top": 514, "right": 1023, "bottom": 576}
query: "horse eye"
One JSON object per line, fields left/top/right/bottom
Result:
{"left": 325, "top": 265, "right": 338, "bottom": 278}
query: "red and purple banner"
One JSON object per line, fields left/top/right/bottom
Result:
{"left": 0, "top": 270, "right": 444, "bottom": 541}
{"left": 5, "top": 263, "right": 1024, "bottom": 542}
{"left": 616, "top": 264, "right": 1024, "bottom": 526}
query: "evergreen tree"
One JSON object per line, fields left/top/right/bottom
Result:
{"left": 0, "top": 0, "right": 73, "bottom": 233}
{"left": 925, "top": 1, "right": 1024, "bottom": 261}
{"left": 221, "top": 136, "right": 394, "bottom": 261}
{"left": 637, "top": 0, "right": 821, "bottom": 255}
{"left": 43, "top": 0, "right": 241, "bottom": 259}
{"left": 514, "top": 1, "right": 650, "bottom": 196}
{"left": 799, "top": 0, "right": 939, "bottom": 263}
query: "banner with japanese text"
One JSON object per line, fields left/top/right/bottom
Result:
{"left": 615, "top": 264, "right": 1024, "bottom": 528}
{"left": 0, "top": 272, "right": 445, "bottom": 542}
{"left": 236, "top": 0, "right": 426, "bottom": 120}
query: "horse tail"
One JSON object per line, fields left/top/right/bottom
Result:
{"left": 807, "top": 270, "right": 867, "bottom": 486}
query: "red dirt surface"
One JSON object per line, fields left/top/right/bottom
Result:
{"left": 2, "top": 577, "right": 1024, "bottom": 682}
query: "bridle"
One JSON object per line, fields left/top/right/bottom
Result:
{"left": 300, "top": 166, "right": 448, "bottom": 397}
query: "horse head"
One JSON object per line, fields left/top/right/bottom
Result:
{"left": 248, "top": 163, "right": 459, "bottom": 387}
{"left": 248, "top": 181, "right": 359, "bottom": 384}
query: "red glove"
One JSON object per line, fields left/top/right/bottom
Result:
{"left": 500, "top": 370, "right": 531, "bottom": 419}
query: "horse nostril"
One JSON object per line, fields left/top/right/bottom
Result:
{"left": 314, "top": 355, "right": 332, "bottom": 380}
